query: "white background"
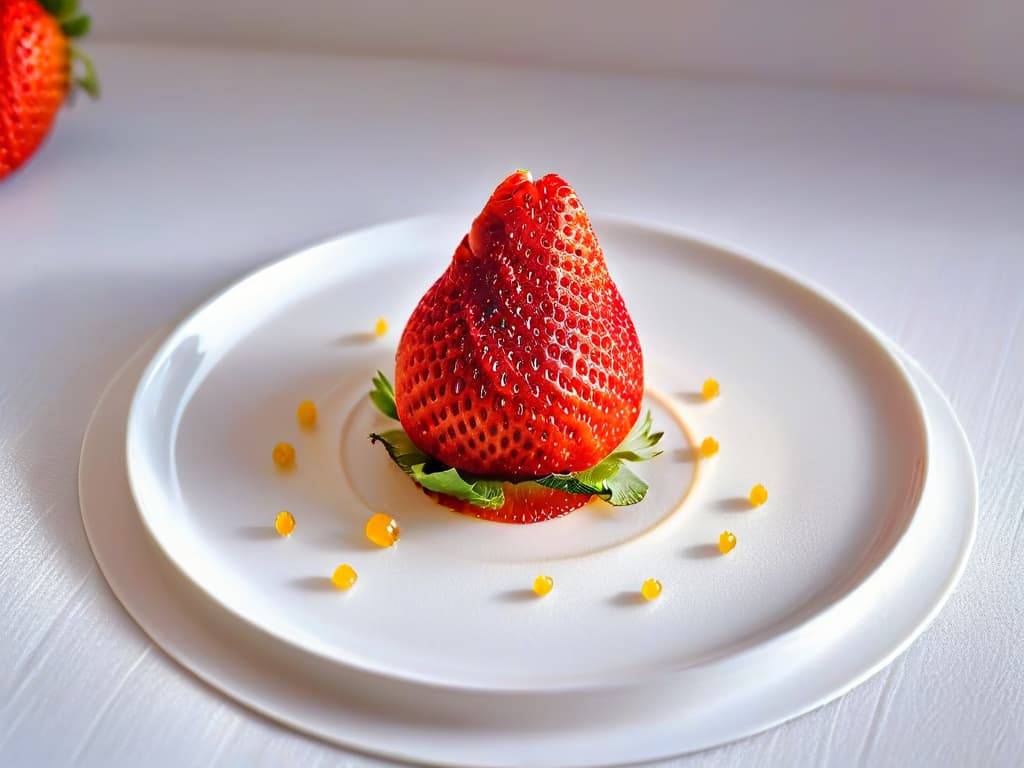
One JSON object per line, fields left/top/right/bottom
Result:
{"left": 85, "top": 0, "right": 1024, "bottom": 99}
{"left": 1, "top": 5, "right": 1023, "bottom": 765}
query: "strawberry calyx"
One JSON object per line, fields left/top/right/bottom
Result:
{"left": 40, "top": 0, "right": 99, "bottom": 98}
{"left": 368, "top": 372, "right": 664, "bottom": 511}
{"left": 69, "top": 45, "right": 99, "bottom": 98}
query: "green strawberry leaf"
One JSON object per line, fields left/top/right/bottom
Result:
{"left": 62, "top": 15, "right": 91, "bottom": 38}
{"left": 531, "top": 473, "right": 604, "bottom": 497}
{"left": 534, "top": 412, "right": 662, "bottom": 505}
{"left": 370, "top": 427, "right": 426, "bottom": 467}
{"left": 409, "top": 466, "right": 505, "bottom": 509}
{"left": 370, "top": 430, "right": 505, "bottom": 509}
{"left": 369, "top": 370, "right": 399, "bottom": 421}
{"left": 607, "top": 410, "right": 664, "bottom": 462}
{"left": 600, "top": 463, "right": 649, "bottom": 506}
{"left": 44, "top": 0, "right": 78, "bottom": 21}
{"left": 534, "top": 452, "right": 652, "bottom": 506}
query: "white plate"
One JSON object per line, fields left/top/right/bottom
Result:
{"left": 82, "top": 332, "right": 975, "bottom": 767}
{"left": 125, "top": 217, "right": 930, "bottom": 693}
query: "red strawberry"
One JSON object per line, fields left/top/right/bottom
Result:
{"left": 395, "top": 170, "right": 644, "bottom": 487}
{"left": 1, "top": 0, "right": 98, "bottom": 180}
{"left": 431, "top": 483, "right": 591, "bottom": 524}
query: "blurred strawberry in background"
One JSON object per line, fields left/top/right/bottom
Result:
{"left": 1, "top": 0, "right": 97, "bottom": 180}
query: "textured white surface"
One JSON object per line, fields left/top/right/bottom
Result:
{"left": 85, "top": 0, "right": 1024, "bottom": 100}
{"left": 0, "top": 43, "right": 1022, "bottom": 766}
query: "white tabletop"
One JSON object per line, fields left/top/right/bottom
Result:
{"left": 1, "top": 43, "right": 1022, "bottom": 766}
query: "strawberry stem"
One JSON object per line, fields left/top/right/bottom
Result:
{"left": 69, "top": 45, "right": 100, "bottom": 99}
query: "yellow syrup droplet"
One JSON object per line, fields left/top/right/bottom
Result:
{"left": 641, "top": 578, "right": 662, "bottom": 601}
{"left": 749, "top": 484, "right": 768, "bottom": 507}
{"left": 533, "top": 575, "right": 554, "bottom": 596}
{"left": 274, "top": 511, "right": 295, "bottom": 536}
{"left": 365, "top": 513, "right": 400, "bottom": 548}
{"left": 331, "top": 564, "right": 358, "bottom": 590}
{"left": 296, "top": 399, "right": 317, "bottom": 428}
{"left": 272, "top": 441, "right": 296, "bottom": 468}
{"left": 700, "top": 436, "right": 719, "bottom": 458}
{"left": 719, "top": 530, "right": 737, "bottom": 554}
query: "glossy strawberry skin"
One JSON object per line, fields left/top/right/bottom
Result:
{"left": 0, "top": 0, "right": 68, "bottom": 179}
{"left": 431, "top": 484, "right": 592, "bottom": 524}
{"left": 395, "top": 171, "right": 643, "bottom": 480}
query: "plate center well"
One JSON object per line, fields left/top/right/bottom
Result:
{"left": 339, "top": 373, "right": 699, "bottom": 563}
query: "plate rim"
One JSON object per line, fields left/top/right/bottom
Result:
{"left": 124, "top": 213, "right": 934, "bottom": 694}
{"left": 84, "top": 334, "right": 975, "bottom": 767}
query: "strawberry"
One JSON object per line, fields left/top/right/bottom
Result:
{"left": 370, "top": 172, "right": 659, "bottom": 524}
{"left": 394, "top": 170, "right": 644, "bottom": 482}
{"left": 430, "top": 483, "right": 591, "bottom": 525}
{"left": 0, "top": 0, "right": 98, "bottom": 180}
